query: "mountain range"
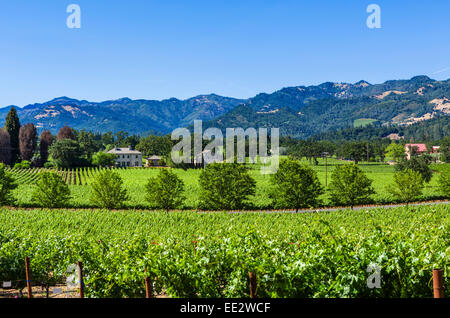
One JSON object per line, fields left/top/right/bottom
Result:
{"left": 1, "top": 75, "right": 449, "bottom": 138}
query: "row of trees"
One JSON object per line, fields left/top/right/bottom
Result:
{"left": 0, "top": 108, "right": 53, "bottom": 166}
{"left": 0, "top": 108, "right": 176, "bottom": 168}
{"left": 283, "top": 137, "right": 450, "bottom": 164}
{"left": 2, "top": 159, "right": 447, "bottom": 210}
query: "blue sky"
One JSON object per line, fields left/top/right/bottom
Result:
{"left": 0, "top": 0, "right": 449, "bottom": 107}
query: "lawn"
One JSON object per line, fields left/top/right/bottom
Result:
{"left": 10, "top": 159, "right": 449, "bottom": 209}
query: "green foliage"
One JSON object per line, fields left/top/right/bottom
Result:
{"left": 387, "top": 169, "right": 424, "bottom": 203}
{"left": 315, "top": 116, "right": 450, "bottom": 142}
{"left": 92, "top": 152, "right": 117, "bottom": 167}
{"left": 385, "top": 143, "right": 406, "bottom": 162}
{"left": 199, "top": 163, "right": 256, "bottom": 210}
{"left": 145, "top": 169, "right": 185, "bottom": 211}
{"left": 339, "top": 142, "right": 368, "bottom": 164}
{"left": 0, "top": 164, "right": 17, "bottom": 205}
{"left": 31, "top": 172, "right": 71, "bottom": 208}
{"left": 44, "top": 161, "right": 56, "bottom": 168}
{"left": 0, "top": 205, "right": 448, "bottom": 298}
{"left": 136, "top": 135, "right": 173, "bottom": 157}
{"left": 328, "top": 163, "right": 375, "bottom": 208}
{"left": 90, "top": 170, "right": 129, "bottom": 209}
{"left": 438, "top": 171, "right": 450, "bottom": 198}
{"left": 49, "top": 139, "right": 84, "bottom": 168}
{"left": 13, "top": 160, "right": 31, "bottom": 169}
{"left": 269, "top": 159, "right": 324, "bottom": 210}
{"left": 396, "top": 155, "right": 433, "bottom": 183}
{"left": 4, "top": 107, "right": 21, "bottom": 164}
{"left": 441, "top": 137, "right": 450, "bottom": 163}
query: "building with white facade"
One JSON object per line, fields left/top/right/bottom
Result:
{"left": 107, "top": 147, "right": 143, "bottom": 167}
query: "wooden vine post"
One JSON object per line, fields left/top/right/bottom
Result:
{"left": 145, "top": 268, "right": 153, "bottom": 298}
{"left": 25, "top": 256, "right": 33, "bottom": 298}
{"left": 77, "top": 261, "right": 85, "bottom": 299}
{"left": 249, "top": 272, "right": 257, "bottom": 298}
{"left": 433, "top": 269, "right": 444, "bottom": 298}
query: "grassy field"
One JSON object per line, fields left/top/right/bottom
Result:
{"left": 0, "top": 204, "right": 448, "bottom": 297}
{"left": 8, "top": 159, "right": 449, "bottom": 209}
{"left": 353, "top": 118, "right": 378, "bottom": 127}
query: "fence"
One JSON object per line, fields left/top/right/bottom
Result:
{"left": 0, "top": 256, "right": 446, "bottom": 299}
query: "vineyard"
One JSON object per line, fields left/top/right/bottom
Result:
{"left": 7, "top": 161, "right": 449, "bottom": 209}
{"left": 0, "top": 204, "right": 449, "bottom": 298}
{"left": 4, "top": 166, "right": 123, "bottom": 186}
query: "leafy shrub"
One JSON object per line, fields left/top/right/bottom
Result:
{"left": 31, "top": 172, "right": 71, "bottom": 208}
{"left": 91, "top": 152, "right": 117, "bottom": 167}
{"left": 328, "top": 163, "right": 375, "bottom": 208}
{"left": 145, "top": 169, "right": 185, "bottom": 211}
{"left": 0, "top": 163, "right": 17, "bottom": 205}
{"left": 44, "top": 161, "right": 56, "bottom": 168}
{"left": 49, "top": 139, "right": 83, "bottom": 168}
{"left": 90, "top": 170, "right": 129, "bottom": 209}
{"left": 13, "top": 160, "right": 31, "bottom": 169}
{"left": 198, "top": 163, "right": 256, "bottom": 210}
{"left": 396, "top": 155, "right": 432, "bottom": 183}
{"left": 269, "top": 158, "right": 324, "bottom": 211}
{"left": 438, "top": 171, "right": 450, "bottom": 198}
{"left": 387, "top": 169, "right": 424, "bottom": 204}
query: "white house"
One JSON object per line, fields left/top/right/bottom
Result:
{"left": 107, "top": 146, "right": 143, "bottom": 167}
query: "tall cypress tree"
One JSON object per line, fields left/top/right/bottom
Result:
{"left": 4, "top": 107, "right": 21, "bottom": 165}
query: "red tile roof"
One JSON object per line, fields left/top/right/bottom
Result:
{"left": 405, "top": 144, "right": 427, "bottom": 152}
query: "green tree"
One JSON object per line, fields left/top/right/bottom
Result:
{"left": 395, "top": 155, "right": 433, "bottom": 183}
{"left": 136, "top": 135, "right": 173, "bottom": 157}
{"left": 49, "top": 139, "right": 83, "bottom": 168}
{"left": 440, "top": 137, "right": 450, "bottom": 163}
{"left": 340, "top": 142, "right": 367, "bottom": 164}
{"left": 198, "top": 163, "right": 256, "bottom": 210}
{"left": 145, "top": 169, "right": 185, "bottom": 211}
{"left": 385, "top": 143, "right": 406, "bottom": 163}
{"left": 438, "top": 171, "right": 450, "bottom": 198}
{"left": 328, "top": 163, "right": 375, "bottom": 209}
{"left": 269, "top": 159, "right": 324, "bottom": 211}
{"left": 31, "top": 172, "right": 71, "bottom": 208}
{"left": 92, "top": 152, "right": 117, "bottom": 167}
{"left": 4, "top": 107, "right": 21, "bottom": 164}
{"left": 0, "top": 129, "right": 11, "bottom": 165}
{"left": 387, "top": 169, "right": 424, "bottom": 204}
{"left": 77, "top": 129, "right": 101, "bottom": 161}
{"left": 0, "top": 163, "right": 17, "bottom": 206}
{"left": 90, "top": 170, "right": 129, "bottom": 209}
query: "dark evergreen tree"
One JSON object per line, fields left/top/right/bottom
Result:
{"left": 4, "top": 107, "right": 21, "bottom": 164}
{"left": 0, "top": 129, "right": 11, "bottom": 165}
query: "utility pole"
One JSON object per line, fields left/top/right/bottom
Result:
{"left": 367, "top": 142, "right": 369, "bottom": 163}
{"left": 322, "top": 152, "right": 329, "bottom": 187}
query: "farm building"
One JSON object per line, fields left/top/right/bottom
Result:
{"left": 146, "top": 155, "right": 162, "bottom": 167}
{"left": 405, "top": 144, "right": 427, "bottom": 160}
{"left": 107, "top": 146, "right": 143, "bottom": 167}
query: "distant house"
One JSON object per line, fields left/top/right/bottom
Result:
{"left": 405, "top": 144, "right": 427, "bottom": 160}
{"left": 431, "top": 146, "right": 441, "bottom": 153}
{"left": 107, "top": 146, "right": 143, "bottom": 167}
{"left": 146, "top": 155, "right": 162, "bottom": 167}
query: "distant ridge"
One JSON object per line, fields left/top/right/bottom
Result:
{"left": 0, "top": 76, "right": 448, "bottom": 137}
